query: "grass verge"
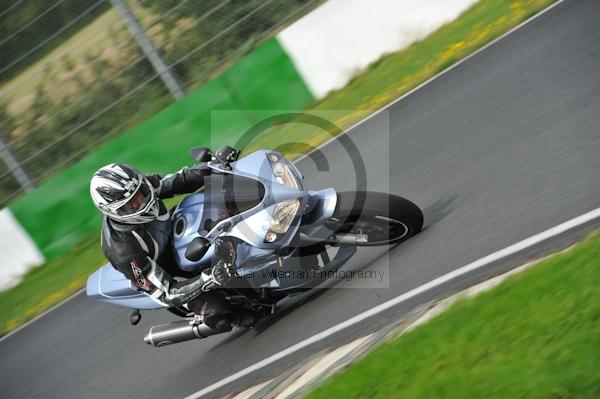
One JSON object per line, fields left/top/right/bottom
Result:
{"left": 0, "top": 0, "right": 557, "bottom": 336}
{"left": 304, "top": 233, "right": 600, "bottom": 398}
{"left": 0, "top": 235, "right": 104, "bottom": 335}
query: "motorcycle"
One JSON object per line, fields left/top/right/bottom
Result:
{"left": 86, "top": 147, "right": 423, "bottom": 347}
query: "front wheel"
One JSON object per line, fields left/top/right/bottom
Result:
{"left": 328, "top": 191, "right": 423, "bottom": 246}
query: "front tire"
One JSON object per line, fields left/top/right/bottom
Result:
{"left": 329, "top": 191, "right": 423, "bottom": 246}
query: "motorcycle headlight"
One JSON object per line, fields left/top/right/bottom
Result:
{"left": 266, "top": 199, "right": 300, "bottom": 240}
{"left": 268, "top": 154, "right": 301, "bottom": 190}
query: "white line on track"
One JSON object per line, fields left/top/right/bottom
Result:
{"left": 185, "top": 206, "right": 600, "bottom": 399}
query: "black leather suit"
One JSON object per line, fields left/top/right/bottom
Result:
{"left": 101, "top": 165, "right": 235, "bottom": 330}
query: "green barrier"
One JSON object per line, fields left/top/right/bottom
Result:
{"left": 9, "top": 38, "right": 314, "bottom": 260}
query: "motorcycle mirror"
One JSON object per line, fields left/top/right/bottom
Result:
{"left": 188, "top": 147, "right": 212, "bottom": 162}
{"left": 185, "top": 236, "right": 210, "bottom": 261}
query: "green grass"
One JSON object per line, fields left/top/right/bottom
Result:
{"left": 304, "top": 233, "right": 600, "bottom": 399}
{"left": 0, "top": 0, "right": 558, "bottom": 336}
{"left": 0, "top": 234, "right": 104, "bottom": 334}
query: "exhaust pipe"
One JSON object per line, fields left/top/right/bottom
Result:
{"left": 144, "top": 320, "right": 221, "bottom": 347}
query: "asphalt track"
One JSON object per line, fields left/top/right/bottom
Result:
{"left": 1, "top": 0, "right": 599, "bottom": 397}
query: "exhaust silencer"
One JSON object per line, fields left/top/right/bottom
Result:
{"left": 144, "top": 320, "right": 219, "bottom": 347}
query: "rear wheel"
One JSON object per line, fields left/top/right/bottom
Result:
{"left": 328, "top": 191, "right": 423, "bottom": 246}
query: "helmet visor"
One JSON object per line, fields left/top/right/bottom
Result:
{"left": 116, "top": 179, "right": 154, "bottom": 217}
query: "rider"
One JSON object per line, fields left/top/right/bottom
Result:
{"left": 90, "top": 152, "right": 255, "bottom": 333}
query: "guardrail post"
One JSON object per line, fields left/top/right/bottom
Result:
{"left": 0, "top": 135, "right": 35, "bottom": 192}
{"left": 110, "top": 0, "right": 186, "bottom": 101}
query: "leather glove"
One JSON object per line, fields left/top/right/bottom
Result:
{"left": 200, "top": 238, "right": 239, "bottom": 291}
{"left": 214, "top": 238, "right": 237, "bottom": 264}
{"left": 212, "top": 261, "right": 236, "bottom": 284}
{"left": 201, "top": 261, "right": 236, "bottom": 292}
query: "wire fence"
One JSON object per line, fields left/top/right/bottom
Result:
{"left": 0, "top": 0, "right": 319, "bottom": 207}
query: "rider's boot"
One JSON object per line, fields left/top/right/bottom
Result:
{"left": 232, "top": 309, "right": 259, "bottom": 328}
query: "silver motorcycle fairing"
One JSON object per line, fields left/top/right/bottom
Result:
{"left": 171, "top": 150, "right": 312, "bottom": 271}
{"left": 171, "top": 191, "right": 215, "bottom": 271}
{"left": 86, "top": 264, "right": 167, "bottom": 309}
{"left": 86, "top": 150, "right": 346, "bottom": 309}
{"left": 208, "top": 150, "right": 308, "bottom": 248}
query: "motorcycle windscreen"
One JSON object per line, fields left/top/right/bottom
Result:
{"left": 199, "top": 174, "right": 265, "bottom": 234}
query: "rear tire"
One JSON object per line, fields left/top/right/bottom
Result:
{"left": 329, "top": 191, "right": 423, "bottom": 246}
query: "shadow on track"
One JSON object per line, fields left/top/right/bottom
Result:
{"left": 421, "top": 195, "right": 457, "bottom": 230}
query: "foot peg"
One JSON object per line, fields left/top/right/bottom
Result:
{"left": 129, "top": 309, "right": 141, "bottom": 325}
